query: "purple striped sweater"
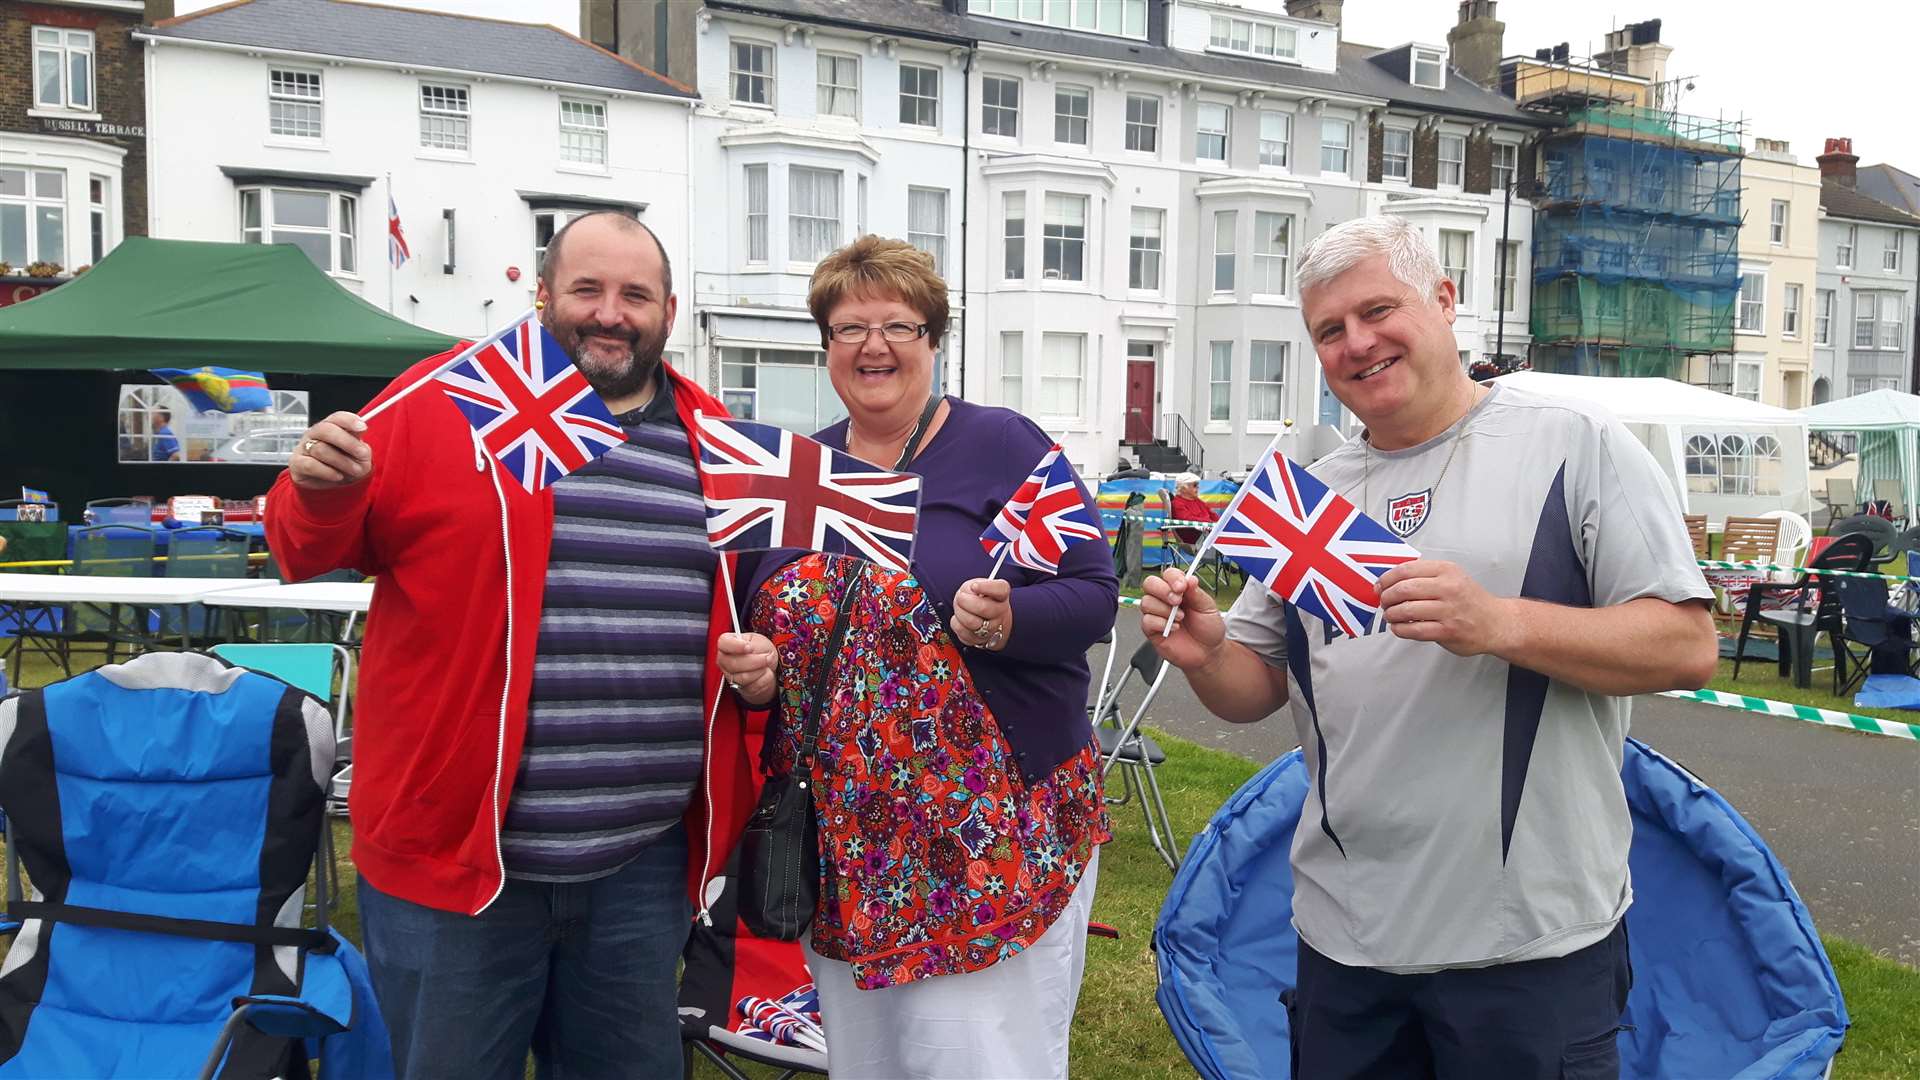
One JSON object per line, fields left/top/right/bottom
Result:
{"left": 499, "top": 384, "right": 714, "bottom": 883}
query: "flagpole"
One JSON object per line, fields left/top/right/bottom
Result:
{"left": 1158, "top": 431, "right": 1284, "bottom": 639}
{"left": 361, "top": 307, "right": 537, "bottom": 422}
{"left": 718, "top": 553, "right": 743, "bottom": 635}
{"left": 985, "top": 547, "right": 1010, "bottom": 582}
{"left": 385, "top": 172, "right": 396, "bottom": 315}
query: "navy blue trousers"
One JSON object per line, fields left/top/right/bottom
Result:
{"left": 1286, "top": 922, "right": 1631, "bottom": 1080}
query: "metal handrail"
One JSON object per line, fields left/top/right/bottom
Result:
{"left": 1163, "top": 412, "right": 1204, "bottom": 475}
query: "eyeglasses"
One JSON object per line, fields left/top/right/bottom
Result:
{"left": 827, "top": 321, "right": 929, "bottom": 344}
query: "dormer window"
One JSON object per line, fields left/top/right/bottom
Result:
{"left": 1412, "top": 48, "right": 1445, "bottom": 89}
{"left": 1208, "top": 14, "right": 1298, "bottom": 60}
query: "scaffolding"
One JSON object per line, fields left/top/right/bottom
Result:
{"left": 1525, "top": 97, "right": 1745, "bottom": 381}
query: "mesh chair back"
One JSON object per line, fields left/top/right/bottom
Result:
{"left": 164, "top": 528, "right": 249, "bottom": 579}
{"left": 1837, "top": 577, "right": 1894, "bottom": 649}
{"left": 68, "top": 526, "right": 160, "bottom": 640}
{"left": 1873, "top": 478, "right": 1902, "bottom": 506}
{"left": 1826, "top": 478, "right": 1856, "bottom": 514}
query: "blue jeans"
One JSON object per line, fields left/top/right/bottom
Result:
{"left": 357, "top": 824, "right": 692, "bottom": 1080}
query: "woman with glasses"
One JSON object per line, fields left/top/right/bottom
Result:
{"left": 715, "top": 235, "right": 1118, "bottom": 1078}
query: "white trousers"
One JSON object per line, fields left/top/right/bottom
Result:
{"left": 803, "top": 849, "right": 1101, "bottom": 1080}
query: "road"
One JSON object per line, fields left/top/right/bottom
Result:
{"left": 1096, "top": 615, "right": 1920, "bottom": 966}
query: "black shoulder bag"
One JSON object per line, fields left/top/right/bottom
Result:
{"left": 735, "top": 395, "right": 940, "bottom": 940}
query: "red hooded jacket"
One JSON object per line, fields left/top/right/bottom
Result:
{"left": 266, "top": 349, "right": 753, "bottom": 918}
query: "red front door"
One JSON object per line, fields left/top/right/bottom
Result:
{"left": 1125, "top": 360, "right": 1156, "bottom": 443}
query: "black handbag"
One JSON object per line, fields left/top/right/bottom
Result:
{"left": 736, "top": 579, "right": 859, "bottom": 941}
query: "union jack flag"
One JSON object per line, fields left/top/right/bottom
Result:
{"left": 979, "top": 444, "right": 1103, "bottom": 574}
{"left": 435, "top": 313, "right": 626, "bottom": 494}
{"left": 1208, "top": 447, "right": 1419, "bottom": 639}
{"left": 692, "top": 412, "right": 921, "bottom": 572}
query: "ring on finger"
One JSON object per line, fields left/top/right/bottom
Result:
{"left": 303, "top": 439, "right": 317, "bottom": 453}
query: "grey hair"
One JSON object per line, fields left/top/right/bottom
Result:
{"left": 1295, "top": 216, "right": 1446, "bottom": 307}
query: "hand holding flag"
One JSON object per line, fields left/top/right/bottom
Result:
{"left": 978, "top": 444, "right": 1103, "bottom": 577}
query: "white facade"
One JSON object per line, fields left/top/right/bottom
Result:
{"left": 140, "top": 33, "right": 693, "bottom": 343}
{"left": 686, "top": 10, "right": 969, "bottom": 435}
{"left": 960, "top": 51, "right": 1534, "bottom": 475}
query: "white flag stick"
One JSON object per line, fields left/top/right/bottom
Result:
{"left": 361, "top": 306, "right": 538, "bottom": 422}
{"left": 1156, "top": 431, "right": 1284, "bottom": 639}
{"left": 717, "top": 552, "right": 743, "bottom": 635}
{"left": 985, "top": 546, "right": 1011, "bottom": 582}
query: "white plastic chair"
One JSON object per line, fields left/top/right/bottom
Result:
{"left": 1757, "top": 509, "right": 1812, "bottom": 574}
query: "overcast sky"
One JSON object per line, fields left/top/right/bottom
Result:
{"left": 1343, "top": 0, "right": 1916, "bottom": 172}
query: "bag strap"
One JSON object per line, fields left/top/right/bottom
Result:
{"left": 9, "top": 900, "right": 339, "bottom": 953}
{"left": 892, "top": 394, "right": 943, "bottom": 471}
{"left": 796, "top": 569, "right": 863, "bottom": 763}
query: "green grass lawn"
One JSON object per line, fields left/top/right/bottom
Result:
{"left": 5, "top": 652, "right": 1916, "bottom": 1077}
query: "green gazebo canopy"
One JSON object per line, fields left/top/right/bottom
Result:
{"left": 0, "top": 237, "right": 457, "bottom": 376}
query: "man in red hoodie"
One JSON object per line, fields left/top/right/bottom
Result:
{"left": 270, "top": 212, "right": 751, "bottom": 1079}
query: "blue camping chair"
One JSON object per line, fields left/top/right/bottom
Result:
{"left": 1154, "top": 739, "right": 1849, "bottom": 1080}
{"left": 0, "top": 652, "right": 390, "bottom": 1078}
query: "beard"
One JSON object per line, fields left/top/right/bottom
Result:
{"left": 544, "top": 310, "right": 669, "bottom": 403}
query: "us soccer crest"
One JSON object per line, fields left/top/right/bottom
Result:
{"left": 1386, "top": 489, "right": 1432, "bottom": 538}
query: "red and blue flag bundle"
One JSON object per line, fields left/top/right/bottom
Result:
{"left": 978, "top": 443, "right": 1103, "bottom": 574}
{"left": 435, "top": 312, "right": 625, "bottom": 494}
{"left": 1206, "top": 446, "right": 1419, "bottom": 639}
{"left": 692, "top": 412, "right": 922, "bottom": 572}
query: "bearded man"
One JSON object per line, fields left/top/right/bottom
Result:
{"left": 268, "top": 211, "right": 752, "bottom": 1080}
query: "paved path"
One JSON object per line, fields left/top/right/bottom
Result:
{"left": 1096, "top": 616, "right": 1920, "bottom": 965}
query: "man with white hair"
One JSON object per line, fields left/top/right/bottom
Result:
{"left": 1141, "top": 216, "right": 1717, "bottom": 1078}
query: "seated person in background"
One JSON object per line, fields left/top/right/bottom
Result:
{"left": 1108, "top": 456, "right": 1151, "bottom": 480}
{"left": 1170, "top": 473, "right": 1216, "bottom": 546}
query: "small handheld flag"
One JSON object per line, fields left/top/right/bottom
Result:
{"left": 1206, "top": 447, "right": 1419, "bottom": 639}
{"left": 435, "top": 312, "right": 626, "bottom": 494}
{"left": 979, "top": 444, "right": 1103, "bottom": 574}
{"left": 388, "top": 194, "right": 410, "bottom": 269}
{"left": 692, "top": 412, "right": 922, "bottom": 573}
{"left": 150, "top": 367, "right": 272, "bottom": 414}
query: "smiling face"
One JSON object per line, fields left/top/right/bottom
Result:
{"left": 535, "top": 215, "right": 677, "bottom": 405}
{"left": 1301, "top": 254, "right": 1467, "bottom": 447}
{"left": 823, "top": 291, "right": 935, "bottom": 431}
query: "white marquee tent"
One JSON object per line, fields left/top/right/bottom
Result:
{"left": 1493, "top": 371, "right": 1812, "bottom": 519}
{"left": 1800, "top": 389, "right": 1920, "bottom": 517}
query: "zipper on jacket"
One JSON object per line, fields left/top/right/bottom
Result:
{"left": 474, "top": 428, "right": 511, "bottom": 915}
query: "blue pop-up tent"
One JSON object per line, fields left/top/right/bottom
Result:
{"left": 1154, "top": 739, "right": 1849, "bottom": 1080}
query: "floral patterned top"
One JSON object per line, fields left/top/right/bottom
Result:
{"left": 752, "top": 552, "right": 1110, "bottom": 990}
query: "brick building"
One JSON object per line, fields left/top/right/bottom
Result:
{"left": 0, "top": 0, "right": 165, "bottom": 277}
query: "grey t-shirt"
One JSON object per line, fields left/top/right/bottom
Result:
{"left": 1223, "top": 382, "right": 1712, "bottom": 973}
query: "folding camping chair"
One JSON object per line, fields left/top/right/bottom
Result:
{"left": 163, "top": 527, "right": 252, "bottom": 641}
{"left": 1872, "top": 478, "right": 1907, "bottom": 526}
{"left": 1090, "top": 639, "right": 1183, "bottom": 872}
{"left": 0, "top": 652, "right": 389, "bottom": 1078}
{"left": 1824, "top": 477, "right": 1858, "bottom": 523}
{"left": 49, "top": 525, "right": 162, "bottom": 673}
{"left": 1154, "top": 741, "right": 1850, "bottom": 1080}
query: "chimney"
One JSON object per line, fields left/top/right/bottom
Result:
{"left": 1817, "top": 138, "right": 1859, "bottom": 188}
{"left": 1446, "top": 0, "right": 1504, "bottom": 89}
{"left": 145, "top": 0, "right": 175, "bottom": 19}
{"left": 1595, "top": 19, "right": 1672, "bottom": 85}
{"left": 1285, "top": 0, "right": 1342, "bottom": 35}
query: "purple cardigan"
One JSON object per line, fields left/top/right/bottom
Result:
{"left": 744, "top": 397, "right": 1119, "bottom": 783}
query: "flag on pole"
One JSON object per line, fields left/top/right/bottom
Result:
{"left": 388, "top": 194, "right": 410, "bottom": 269}
{"left": 435, "top": 311, "right": 625, "bottom": 494}
{"left": 1208, "top": 447, "right": 1419, "bottom": 639}
{"left": 691, "top": 412, "right": 922, "bottom": 572}
{"left": 20, "top": 487, "right": 48, "bottom": 504}
{"left": 150, "top": 367, "right": 273, "bottom": 413}
{"left": 978, "top": 444, "right": 1103, "bottom": 574}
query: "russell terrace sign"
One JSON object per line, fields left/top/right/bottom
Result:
{"left": 35, "top": 117, "right": 146, "bottom": 139}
